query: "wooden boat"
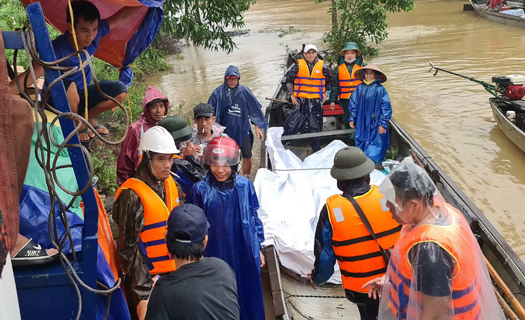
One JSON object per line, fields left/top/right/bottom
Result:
{"left": 259, "top": 52, "right": 525, "bottom": 319}
{"left": 469, "top": 0, "right": 525, "bottom": 29}
{"left": 490, "top": 97, "right": 525, "bottom": 153}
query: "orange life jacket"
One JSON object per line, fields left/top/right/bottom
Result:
{"left": 326, "top": 186, "right": 401, "bottom": 293}
{"left": 293, "top": 59, "right": 326, "bottom": 99}
{"left": 388, "top": 204, "right": 481, "bottom": 320}
{"left": 115, "top": 176, "right": 179, "bottom": 274}
{"left": 338, "top": 63, "right": 363, "bottom": 99}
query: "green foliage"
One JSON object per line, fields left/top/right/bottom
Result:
{"left": 92, "top": 148, "right": 118, "bottom": 193}
{"left": 317, "top": 0, "right": 414, "bottom": 56}
{"left": 161, "top": 0, "right": 256, "bottom": 53}
{"left": 1, "top": 0, "right": 61, "bottom": 68}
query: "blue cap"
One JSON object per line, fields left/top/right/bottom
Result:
{"left": 167, "top": 204, "right": 210, "bottom": 244}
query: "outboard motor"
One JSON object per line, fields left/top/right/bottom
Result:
{"left": 492, "top": 75, "right": 525, "bottom": 100}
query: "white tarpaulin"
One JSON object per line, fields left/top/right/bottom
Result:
{"left": 254, "top": 128, "right": 386, "bottom": 284}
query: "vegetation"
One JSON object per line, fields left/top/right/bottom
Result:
{"left": 316, "top": 0, "right": 415, "bottom": 56}
{"left": 161, "top": 0, "right": 256, "bottom": 53}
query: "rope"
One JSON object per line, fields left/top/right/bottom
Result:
{"left": 67, "top": 0, "right": 89, "bottom": 121}
{"left": 13, "top": 26, "right": 129, "bottom": 320}
{"left": 271, "top": 167, "right": 332, "bottom": 172}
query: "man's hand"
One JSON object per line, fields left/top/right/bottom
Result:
{"left": 379, "top": 126, "right": 386, "bottom": 134}
{"left": 183, "top": 141, "right": 197, "bottom": 159}
{"left": 260, "top": 251, "right": 266, "bottom": 268}
{"left": 362, "top": 276, "right": 385, "bottom": 300}
{"left": 306, "top": 273, "right": 317, "bottom": 290}
{"left": 329, "top": 102, "right": 336, "bottom": 111}
{"left": 291, "top": 96, "right": 299, "bottom": 106}
{"left": 349, "top": 121, "right": 355, "bottom": 129}
{"left": 255, "top": 126, "right": 264, "bottom": 141}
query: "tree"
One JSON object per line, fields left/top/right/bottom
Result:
{"left": 317, "top": 0, "right": 414, "bottom": 56}
{"left": 161, "top": 0, "right": 256, "bottom": 53}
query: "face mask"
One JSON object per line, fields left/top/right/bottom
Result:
{"left": 345, "top": 58, "right": 356, "bottom": 64}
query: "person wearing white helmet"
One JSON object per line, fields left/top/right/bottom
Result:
{"left": 112, "top": 126, "right": 181, "bottom": 320}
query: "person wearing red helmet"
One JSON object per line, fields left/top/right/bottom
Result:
{"left": 187, "top": 137, "right": 266, "bottom": 320}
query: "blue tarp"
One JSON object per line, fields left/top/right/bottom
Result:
{"left": 18, "top": 185, "right": 131, "bottom": 320}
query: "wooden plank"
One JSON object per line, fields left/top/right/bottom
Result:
{"left": 281, "top": 129, "right": 355, "bottom": 141}
{"left": 281, "top": 271, "right": 361, "bottom": 319}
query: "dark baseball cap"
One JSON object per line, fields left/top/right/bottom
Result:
{"left": 167, "top": 204, "right": 210, "bottom": 244}
{"left": 193, "top": 103, "right": 215, "bottom": 118}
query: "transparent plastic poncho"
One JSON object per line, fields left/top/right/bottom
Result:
{"left": 376, "top": 160, "right": 504, "bottom": 320}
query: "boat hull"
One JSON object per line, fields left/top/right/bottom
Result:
{"left": 490, "top": 97, "right": 525, "bottom": 153}
{"left": 470, "top": 0, "right": 525, "bottom": 29}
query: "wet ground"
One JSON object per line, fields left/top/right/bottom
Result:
{"left": 148, "top": 0, "right": 525, "bottom": 259}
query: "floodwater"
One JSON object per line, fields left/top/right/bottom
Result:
{"left": 148, "top": 0, "right": 525, "bottom": 259}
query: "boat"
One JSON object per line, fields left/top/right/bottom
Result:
{"left": 429, "top": 63, "right": 525, "bottom": 155}
{"left": 469, "top": 0, "right": 525, "bottom": 29}
{"left": 490, "top": 97, "right": 525, "bottom": 153}
{"left": 258, "top": 51, "right": 525, "bottom": 319}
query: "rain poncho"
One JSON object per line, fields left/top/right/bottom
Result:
{"left": 349, "top": 77, "right": 392, "bottom": 163}
{"left": 113, "top": 158, "right": 177, "bottom": 320}
{"left": 117, "top": 86, "right": 168, "bottom": 185}
{"left": 376, "top": 161, "right": 504, "bottom": 320}
{"left": 207, "top": 66, "right": 268, "bottom": 148}
{"left": 187, "top": 172, "right": 265, "bottom": 320}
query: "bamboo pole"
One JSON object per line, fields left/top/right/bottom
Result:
{"left": 484, "top": 256, "right": 525, "bottom": 319}
{"left": 495, "top": 288, "right": 520, "bottom": 320}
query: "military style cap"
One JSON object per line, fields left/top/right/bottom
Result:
{"left": 159, "top": 115, "right": 193, "bottom": 140}
{"left": 339, "top": 42, "right": 362, "bottom": 57}
{"left": 330, "top": 147, "right": 375, "bottom": 180}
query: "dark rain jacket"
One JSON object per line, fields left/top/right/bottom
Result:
{"left": 328, "top": 55, "right": 366, "bottom": 103}
{"left": 349, "top": 77, "right": 392, "bottom": 163}
{"left": 187, "top": 172, "right": 265, "bottom": 320}
{"left": 207, "top": 66, "right": 268, "bottom": 147}
{"left": 117, "top": 87, "right": 169, "bottom": 185}
{"left": 112, "top": 159, "right": 176, "bottom": 320}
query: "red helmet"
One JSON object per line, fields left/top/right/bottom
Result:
{"left": 203, "top": 137, "right": 240, "bottom": 166}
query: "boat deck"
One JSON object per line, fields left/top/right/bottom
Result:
{"left": 281, "top": 271, "right": 360, "bottom": 320}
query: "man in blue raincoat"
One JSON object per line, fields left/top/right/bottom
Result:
{"left": 187, "top": 137, "right": 266, "bottom": 320}
{"left": 208, "top": 65, "right": 268, "bottom": 177}
{"left": 349, "top": 64, "right": 392, "bottom": 164}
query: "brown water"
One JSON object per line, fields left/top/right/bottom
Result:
{"left": 149, "top": 0, "right": 525, "bottom": 258}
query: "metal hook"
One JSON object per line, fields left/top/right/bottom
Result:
{"left": 428, "top": 62, "right": 439, "bottom": 76}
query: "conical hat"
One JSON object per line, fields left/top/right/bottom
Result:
{"left": 354, "top": 64, "right": 387, "bottom": 83}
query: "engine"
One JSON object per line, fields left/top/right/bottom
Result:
{"left": 492, "top": 75, "right": 525, "bottom": 100}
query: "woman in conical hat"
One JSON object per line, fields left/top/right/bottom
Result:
{"left": 349, "top": 64, "right": 392, "bottom": 164}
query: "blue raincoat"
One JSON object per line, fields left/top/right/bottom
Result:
{"left": 208, "top": 66, "right": 268, "bottom": 148}
{"left": 349, "top": 77, "right": 392, "bottom": 163}
{"left": 187, "top": 173, "right": 265, "bottom": 320}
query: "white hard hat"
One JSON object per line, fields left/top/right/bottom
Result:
{"left": 138, "top": 126, "right": 180, "bottom": 154}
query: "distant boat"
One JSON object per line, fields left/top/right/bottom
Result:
{"left": 490, "top": 97, "right": 525, "bottom": 153}
{"left": 469, "top": 0, "right": 525, "bottom": 28}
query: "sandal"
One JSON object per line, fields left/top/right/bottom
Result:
{"left": 78, "top": 126, "right": 96, "bottom": 142}
{"left": 92, "top": 121, "right": 109, "bottom": 137}
{"left": 11, "top": 238, "right": 59, "bottom": 267}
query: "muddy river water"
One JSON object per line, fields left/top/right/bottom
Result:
{"left": 148, "top": 0, "right": 525, "bottom": 259}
